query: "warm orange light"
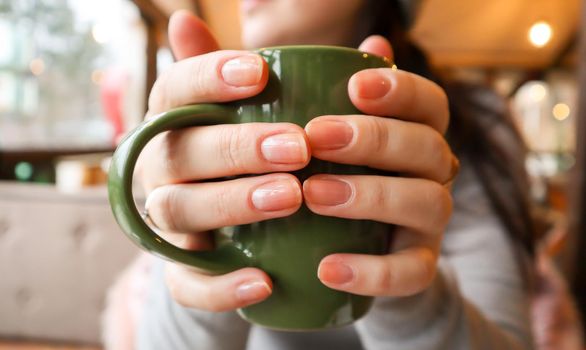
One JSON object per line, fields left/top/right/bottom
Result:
{"left": 553, "top": 103, "right": 570, "bottom": 121}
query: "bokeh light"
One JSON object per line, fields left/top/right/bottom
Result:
{"left": 553, "top": 103, "right": 570, "bottom": 121}
{"left": 529, "top": 21, "right": 553, "bottom": 48}
{"left": 15, "top": 162, "right": 34, "bottom": 181}
{"left": 29, "top": 58, "right": 45, "bottom": 76}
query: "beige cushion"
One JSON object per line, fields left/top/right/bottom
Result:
{"left": 0, "top": 182, "right": 138, "bottom": 344}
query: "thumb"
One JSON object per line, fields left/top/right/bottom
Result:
{"left": 168, "top": 10, "right": 220, "bottom": 60}
{"left": 358, "top": 35, "right": 394, "bottom": 61}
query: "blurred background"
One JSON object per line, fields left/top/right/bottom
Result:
{"left": 0, "top": 0, "right": 584, "bottom": 348}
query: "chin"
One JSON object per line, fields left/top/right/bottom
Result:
{"left": 241, "top": 22, "right": 285, "bottom": 49}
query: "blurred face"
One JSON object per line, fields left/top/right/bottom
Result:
{"left": 239, "top": 0, "right": 365, "bottom": 49}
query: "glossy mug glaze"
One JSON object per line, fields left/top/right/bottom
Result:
{"left": 108, "top": 46, "right": 393, "bottom": 330}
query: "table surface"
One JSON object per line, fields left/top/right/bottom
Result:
{"left": 0, "top": 340, "right": 101, "bottom": 350}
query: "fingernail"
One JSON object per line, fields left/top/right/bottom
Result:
{"left": 306, "top": 120, "right": 353, "bottom": 150}
{"left": 356, "top": 72, "right": 391, "bottom": 99}
{"left": 261, "top": 133, "right": 308, "bottom": 164}
{"left": 236, "top": 281, "right": 272, "bottom": 304}
{"left": 221, "top": 54, "right": 263, "bottom": 87}
{"left": 303, "top": 178, "right": 352, "bottom": 206}
{"left": 252, "top": 179, "right": 301, "bottom": 211}
{"left": 318, "top": 262, "right": 355, "bottom": 285}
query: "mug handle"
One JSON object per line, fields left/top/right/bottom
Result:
{"left": 108, "top": 104, "right": 251, "bottom": 274}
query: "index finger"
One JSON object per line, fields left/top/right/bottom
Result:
{"left": 348, "top": 69, "right": 449, "bottom": 134}
{"left": 148, "top": 50, "right": 268, "bottom": 116}
{"left": 168, "top": 10, "right": 220, "bottom": 60}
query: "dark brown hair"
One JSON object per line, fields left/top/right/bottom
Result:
{"left": 361, "top": 0, "right": 537, "bottom": 254}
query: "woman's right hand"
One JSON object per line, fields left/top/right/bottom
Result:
{"left": 136, "top": 11, "right": 310, "bottom": 312}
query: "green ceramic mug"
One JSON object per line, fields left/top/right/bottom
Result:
{"left": 108, "top": 46, "right": 393, "bottom": 330}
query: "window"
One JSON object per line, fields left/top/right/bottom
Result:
{"left": 0, "top": 0, "right": 146, "bottom": 150}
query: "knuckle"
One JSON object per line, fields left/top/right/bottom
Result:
{"left": 427, "top": 128, "right": 447, "bottom": 154}
{"left": 151, "top": 186, "right": 184, "bottom": 232}
{"left": 190, "top": 68, "right": 212, "bottom": 101}
{"left": 218, "top": 126, "right": 249, "bottom": 172}
{"left": 371, "top": 179, "right": 390, "bottom": 212}
{"left": 417, "top": 249, "right": 437, "bottom": 288}
{"left": 425, "top": 128, "right": 451, "bottom": 172}
{"left": 212, "top": 186, "right": 239, "bottom": 225}
{"left": 363, "top": 117, "right": 391, "bottom": 155}
{"left": 188, "top": 56, "right": 217, "bottom": 101}
{"left": 425, "top": 182, "right": 453, "bottom": 229}
{"left": 374, "top": 262, "right": 395, "bottom": 294}
{"left": 158, "top": 131, "right": 186, "bottom": 181}
{"left": 398, "top": 249, "right": 437, "bottom": 296}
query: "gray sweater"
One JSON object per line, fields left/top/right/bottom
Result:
{"left": 135, "top": 163, "right": 534, "bottom": 350}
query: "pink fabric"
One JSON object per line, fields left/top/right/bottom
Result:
{"left": 531, "top": 254, "right": 584, "bottom": 350}
{"left": 102, "top": 253, "right": 153, "bottom": 350}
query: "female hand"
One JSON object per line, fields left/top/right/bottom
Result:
{"left": 140, "top": 11, "right": 456, "bottom": 312}
{"left": 137, "top": 11, "right": 310, "bottom": 311}
{"left": 308, "top": 36, "right": 458, "bottom": 297}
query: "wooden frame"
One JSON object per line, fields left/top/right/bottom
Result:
{"left": 131, "top": 0, "right": 202, "bottom": 113}
{"left": 131, "top": 0, "right": 168, "bottom": 113}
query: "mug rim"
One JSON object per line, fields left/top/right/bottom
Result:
{"left": 255, "top": 45, "right": 391, "bottom": 61}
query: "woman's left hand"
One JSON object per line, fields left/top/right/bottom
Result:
{"left": 306, "top": 36, "right": 458, "bottom": 297}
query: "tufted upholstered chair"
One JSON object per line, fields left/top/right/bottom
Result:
{"left": 0, "top": 182, "right": 138, "bottom": 344}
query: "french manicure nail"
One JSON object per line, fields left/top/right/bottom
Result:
{"left": 318, "top": 262, "right": 355, "bottom": 285}
{"left": 221, "top": 54, "right": 263, "bottom": 87}
{"left": 306, "top": 120, "right": 353, "bottom": 150}
{"left": 252, "top": 179, "right": 301, "bottom": 212}
{"left": 304, "top": 178, "right": 352, "bottom": 206}
{"left": 236, "top": 281, "right": 272, "bottom": 303}
{"left": 357, "top": 72, "right": 391, "bottom": 99}
{"left": 261, "top": 133, "right": 308, "bottom": 164}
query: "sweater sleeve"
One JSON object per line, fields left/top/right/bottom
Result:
{"left": 135, "top": 259, "right": 251, "bottom": 350}
{"left": 355, "top": 163, "right": 534, "bottom": 350}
